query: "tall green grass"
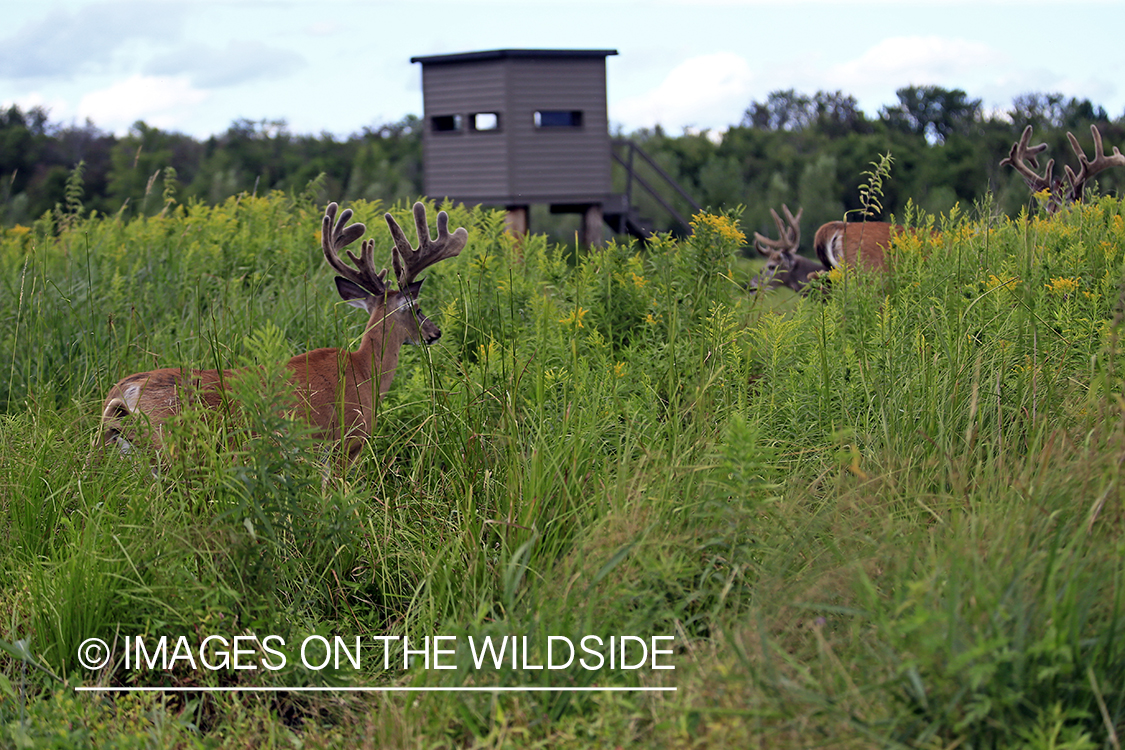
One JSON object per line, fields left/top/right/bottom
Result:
{"left": 0, "top": 187, "right": 1122, "bottom": 747}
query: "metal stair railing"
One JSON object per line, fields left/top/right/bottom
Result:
{"left": 611, "top": 139, "right": 703, "bottom": 234}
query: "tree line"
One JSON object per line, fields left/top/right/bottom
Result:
{"left": 3, "top": 85, "right": 1124, "bottom": 242}
{"left": 624, "top": 87, "right": 1124, "bottom": 241}
{"left": 0, "top": 111, "right": 422, "bottom": 227}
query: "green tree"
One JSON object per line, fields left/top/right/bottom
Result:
{"left": 882, "top": 85, "right": 982, "bottom": 144}
{"left": 797, "top": 153, "right": 844, "bottom": 228}
{"left": 743, "top": 90, "right": 815, "bottom": 131}
{"left": 344, "top": 116, "right": 423, "bottom": 203}
{"left": 811, "top": 91, "right": 872, "bottom": 137}
{"left": 1010, "top": 93, "right": 1109, "bottom": 129}
{"left": 108, "top": 121, "right": 201, "bottom": 216}
{"left": 0, "top": 105, "right": 51, "bottom": 222}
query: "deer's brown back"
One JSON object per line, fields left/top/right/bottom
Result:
{"left": 813, "top": 221, "right": 897, "bottom": 273}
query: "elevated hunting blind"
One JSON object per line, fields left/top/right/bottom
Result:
{"left": 411, "top": 48, "right": 619, "bottom": 244}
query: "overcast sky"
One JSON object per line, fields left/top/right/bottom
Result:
{"left": 2, "top": 0, "right": 1123, "bottom": 139}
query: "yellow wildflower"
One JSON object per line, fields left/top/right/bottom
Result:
{"left": 892, "top": 231, "right": 923, "bottom": 255}
{"left": 987, "top": 274, "right": 1021, "bottom": 289}
{"left": 476, "top": 340, "right": 500, "bottom": 361}
{"left": 689, "top": 212, "right": 746, "bottom": 246}
{"left": 614, "top": 362, "right": 626, "bottom": 379}
{"left": 1044, "top": 276, "right": 1079, "bottom": 295}
{"left": 559, "top": 306, "right": 588, "bottom": 329}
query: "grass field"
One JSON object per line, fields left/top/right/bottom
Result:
{"left": 1, "top": 185, "right": 1123, "bottom": 748}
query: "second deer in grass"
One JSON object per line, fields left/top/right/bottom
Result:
{"left": 1001, "top": 124, "right": 1125, "bottom": 213}
{"left": 747, "top": 205, "right": 827, "bottom": 294}
{"left": 749, "top": 204, "right": 898, "bottom": 294}
{"left": 99, "top": 201, "right": 467, "bottom": 463}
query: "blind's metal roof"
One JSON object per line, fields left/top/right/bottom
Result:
{"left": 411, "top": 49, "right": 618, "bottom": 65}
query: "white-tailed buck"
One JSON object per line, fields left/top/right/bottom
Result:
{"left": 751, "top": 203, "right": 900, "bottom": 288}
{"left": 812, "top": 219, "right": 898, "bottom": 274}
{"left": 99, "top": 201, "right": 467, "bottom": 462}
{"left": 747, "top": 205, "right": 828, "bottom": 294}
{"left": 1001, "top": 124, "right": 1125, "bottom": 213}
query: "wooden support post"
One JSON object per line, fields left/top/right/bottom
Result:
{"left": 581, "top": 203, "right": 603, "bottom": 247}
{"left": 505, "top": 205, "right": 529, "bottom": 237}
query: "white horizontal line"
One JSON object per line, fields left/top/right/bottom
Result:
{"left": 75, "top": 686, "right": 676, "bottom": 693}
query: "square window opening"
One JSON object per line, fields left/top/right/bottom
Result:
{"left": 471, "top": 112, "right": 500, "bottom": 131}
{"left": 534, "top": 110, "right": 583, "bottom": 128}
{"left": 431, "top": 114, "right": 463, "bottom": 133}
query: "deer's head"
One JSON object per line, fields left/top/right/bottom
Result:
{"left": 323, "top": 202, "right": 467, "bottom": 344}
{"left": 747, "top": 205, "right": 826, "bottom": 294}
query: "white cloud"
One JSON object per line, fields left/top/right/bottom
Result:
{"left": 4, "top": 92, "right": 72, "bottom": 121}
{"left": 814, "top": 36, "right": 1004, "bottom": 115}
{"left": 610, "top": 38, "right": 1009, "bottom": 134}
{"left": 77, "top": 75, "right": 208, "bottom": 134}
{"left": 828, "top": 36, "right": 1004, "bottom": 88}
{"left": 146, "top": 41, "right": 306, "bottom": 88}
{"left": 0, "top": 2, "right": 183, "bottom": 80}
{"left": 612, "top": 52, "right": 757, "bottom": 132}
{"left": 306, "top": 21, "right": 343, "bottom": 36}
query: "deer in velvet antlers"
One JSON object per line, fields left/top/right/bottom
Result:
{"left": 98, "top": 201, "right": 467, "bottom": 462}
{"left": 747, "top": 203, "right": 899, "bottom": 293}
{"left": 746, "top": 204, "right": 828, "bottom": 294}
{"left": 1001, "top": 124, "right": 1125, "bottom": 213}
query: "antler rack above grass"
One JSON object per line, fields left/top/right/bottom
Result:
{"left": 1001, "top": 124, "right": 1125, "bottom": 213}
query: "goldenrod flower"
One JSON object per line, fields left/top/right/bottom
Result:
{"left": 476, "top": 341, "right": 500, "bottom": 361}
{"left": 559, "top": 306, "right": 588, "bottom": 329}
{"left": 690, "top": 212, "right": 746, "bottom": 245}
{"left": 988, "top": 274, "right": 1021, "bottom": 289}
{"left": 1045, "top": 276, "right": 1079, "bottom": 295}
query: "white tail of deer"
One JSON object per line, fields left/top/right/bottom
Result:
{"left": 1001, "top": 124, "right": 1125, "bottom": 214}
{"left": 747, "top": 205, "right": 828, "bottom": 294}
{"left": 98, "top": 201, "right": 467, "bottom": 462}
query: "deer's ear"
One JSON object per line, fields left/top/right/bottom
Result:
{"left": 335, "top": 276, "right": 374, "bottom": 310}
{"left": 402, "top": 279, "right": 424, "bottom": 300}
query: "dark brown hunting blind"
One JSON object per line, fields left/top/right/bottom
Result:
{"left": 411, "top": 48, "right": 620, "bottom": 244}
